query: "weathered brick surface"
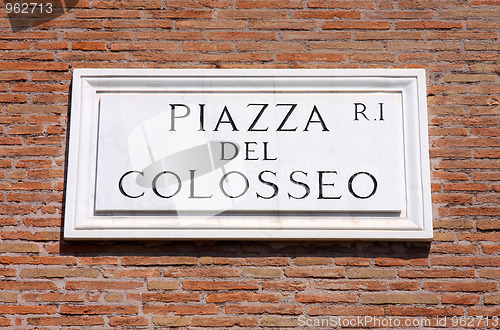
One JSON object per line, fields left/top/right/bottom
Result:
{"left": 0, "top": 0, "right": 498, "bottom": 328}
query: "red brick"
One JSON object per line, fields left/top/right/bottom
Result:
{"left": 423, "top": 281, "right": 498, "bottom": 292}
{"left": 277, "top": 53, "right": 346, "bottom": 61}
{"left": 480, "top": 269, "right": 500, "bottom": 278}
{"left": 427, "top": 31, "right": 498, "bottom": 40}
{"left": 366, "top": 11, "right": 434, "bottom": 19}
{"left": 475, "top": 172, "right": 500, "bottom": 181}
{"left": 477, "top": 220, "right": 500, "bottom": 230}
{"left": 262, "top": 281, "right": 307, "bottom": 291}
{"left": 144, "top": 305, "right": 219, "bottom": 315}
{"left": 1, "top": 231, "right": 60, "bottom": 241}
{"left": 323, "top": 21, "right": 390, "bottom": 30}
{"left": 0, "top": 243, "right": 39, "bottom": 253}
{"left": 349, "top": 53, "right": 395, "bottom": 61}
{"left": 396, "top": 21, "right": 462, "bottom": 29}
{"left": 110, "top": 317, "right": 148, "bottom": 327}
{"left": 63, "top": 32, "right": 133, "bottom": 40}
{"left": 104, "top": 20, "right": 173, "bottom": 29}
{"left": 459, "top": 233, "right": 500, "bottom": 241}
{"left": 164, "top": 268, "right": 239, "bottom": 277}
{"left": 469, "top": 307, "right": 500, "bottom": 317}
{"left": 122, "top": 256, "right": 197, "bottom": 265}
{"left": 313, "top": 280, "right": 387, "bottom": 291}
{"left": 152, "top": 316, "right": 191, "bottom": 327}
{"left": 60, "top": 305, "right": 139, "bottom": 315}
{"left": 225, "top": 304, "right": 302, "bottom": 315}
{"left": 282, "top": 31, "right": 351, "bottom": 40}
{"left": 1, "top": 256, "right": 76, "bottom": 265}
{"left": 0, "top": 62, "right": 68, "bottom": 71}
{"left": 399, "top": 269, "right": 477, "bottom": 278}
{"left": 182, "top": 280, "right": 259, "bottom": 290}
{"left": 466, "top": 43, "right": 500, "bottom": 51}
{"left": 434, "top": 220, "right": 474, "bottom": 229}
{"left": 94, "top": 1, "right": 161, "bottom": 9}
{"left": 72, "top": 42, "right": 107, "bottom": 51}
{"left": 21, "top": 268, "right": 99, "bottom": 278}
{"left": 375, "top": 258, "right": 429, "bottom": 266}
{"left": 27, "top": 317, "right": 104, "bottom": 326}
{"left": 66, "top": 281, "right": 143, "bottom": 290}
{"left": 0, "top": 280, "right": 57, "bottom": 290}
{"left": 7, "top": 104, "right": 66, "bottom": 114}
{"left": 307, "top": 306, "right": 384, "bottom": 316}
{"left": 295, "top": 257, "right": 332, "bottom": 266}
{"left": 214, "top": 257, "right": 289, "bottom": 266}
{"left": 335, "top": 257, "right": 371, "bottom": 266}
{"left": 32, "top": 72, "right": 71, "bottom": 81}
{"left": 0, "top": 94, "right": 28, "bottom": 103}
{"left": 0, "top": 292, "right": 17, "bottom": 303}
{"left": 0, "top": 205, "right": 36, "bottom": 215}
{"left": 0, "top": 72, "right": 28, "bottom": 81}
{"left": 220, "top": 10, "right": 287, "bottom": 19}
{"left": 432, "top": 194, "right": 473, "bottom": 205}
{"left": 0, "top": 41, "right": 30, "bottom": 50}
{"left": 207, "top": 292, "right": 278, "bottom": 303}
{"left": 443, "top": 183, "right": 491, "bottom": 192}
{"left": 0, "top": 52, "right": 54, "bottom": 61}
{"left": 391, "top": 42, "right": 462, "bottom": 52}
{"left": 386, "top": 306, "right": 464, "bottom": 316}
{"left": 0, "top": 182, "right": 52, "bottom": 190}
{"left": 430, "top": 244, "right": 479, "bottom": 254}
{"left": 137, "top": 32, "right": 205, "bottom": 40}
{"left": 360, "top": 293, "right": 439, "bottom": 304}
{"left": 133, "top": 292, "right": 200, "bottom": 302}
{"left": 191, "top": 317, "right": 257, "bottom": 327}
{"left": 249, "top": 20, "right": 319, "bottom": 30}
{"left": 22, "top": 293, "right": 92, "bottom": 302}
{"left": 38, "top": 20, "right": 101, "bottom": 29}
{"left": 148, "top": 9, "right": 214, "bottom": 19}
{"left": 0, "top": 137, "right": 22, "bottom": 146}
{"left": 0, "top": 32, "right": 58, "bottom": 40}
{"left": 236, "top": 0, "right": 302, "bottom": 8}
{"left": 294, "top": 10, "right": 361, "bottom": 19}
{"left": 440, "top": 207, "right": 500, "bottom": 216}
{"left": 8, "top": 192, "right": 62, "bottom": 203}
{"left": 0, "top": 306, "right": 56, "bottom": 314}
{"left": 80, "top": 257, "right": 118, "bottom": 265}
{"left": 349, "top": 268, "right": 396, "bottom": 279}
{"left": 355, "top": 31, "right": 424, "bottom": 40}
{"left": 103, "top": 269, "right": 161, "bottom": 277}
{"left": 442, "top": 294, "right": 481, "bottom": 305}
{"left": 295, "top": 293, "right": 358, "bottom": 303}
{"left": 204, "top": 54, "right": 273, "bottom": 62}
{"left": 437, "top": 52, "right": 500, "bottom": 62}
{"left": 285, "top": 267, "right": 345, "bottom": 278}
{"left": 0, "top": 217, "right": 17, "bottom": 226}
{"left": 209, "top": 32, "right": 276, "bottom": 41}
{"left": 390, "top": 281, "right": 420, "bottom": 291}
{"left": 308, "top": 1, "right": 375, "bottom": 9}
{"left": 73, "top": 9, "right": 141, "bottom": 19}
{"left": 398, "top": 0, "right": 468, "bottom": 9}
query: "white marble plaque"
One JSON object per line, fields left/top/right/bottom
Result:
{"left": 64, "top": 69, "right": 432, "bottom": 240}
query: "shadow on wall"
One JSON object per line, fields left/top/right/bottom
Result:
{"left": 58, "top": 239, "right": 432, "bottom": 260}
{"left": 3, "top": 0, "right": 79, "bottom": 31}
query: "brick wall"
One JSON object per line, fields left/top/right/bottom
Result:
{"left": 0, "top": 0, "right": 499, "bottom": 328}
